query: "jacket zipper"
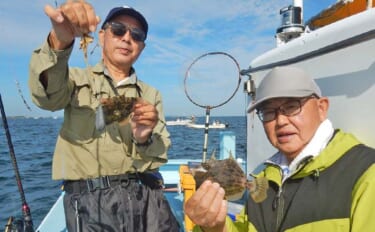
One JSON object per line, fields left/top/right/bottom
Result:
{"left": 270, "top": 156, "right": 313, "bottom": 231}
{"left": 273, "top": 178, "right": 284, "bottom": 231}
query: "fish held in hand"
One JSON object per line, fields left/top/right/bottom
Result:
{"left": 102, "top": 96, "right": 138, "bottom": 124}
{"left": 191, "top": 156, "right": 269, "bottom": 202}
{"left": 95, "top": 96, "right": 138, "bottom": 130}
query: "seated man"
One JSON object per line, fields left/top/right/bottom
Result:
{"left": 185, "top": 66, "right": 375, "bottom": 232}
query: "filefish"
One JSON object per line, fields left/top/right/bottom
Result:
{"left": 95, "top": 96, "right": 138, "bottom": 131}
{"left": 191, "top": 155, "right": 269, "bottom": 202}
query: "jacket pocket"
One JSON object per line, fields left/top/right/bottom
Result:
{"left": 61, "top": 81, "right": 98, "bottom": 144}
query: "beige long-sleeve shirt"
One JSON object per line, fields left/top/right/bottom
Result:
{"left": 29, "top": 40, "right": 170, "bottom": 180}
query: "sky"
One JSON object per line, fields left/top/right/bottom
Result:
{"left": 0, "top": 0, "right": 337, "bottom": 118}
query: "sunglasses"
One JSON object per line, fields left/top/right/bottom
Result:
{"left": 105, "top": 21, "right": 146, "bottom": 42}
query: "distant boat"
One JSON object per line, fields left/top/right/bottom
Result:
{"left": 166, "top": 115, "right": 196, "bottom": 126}
{"left": 166, "top": 118, "right": 193, "bottom": 126}
{"left": 186, "top": 120, "right": 228, "bottom": 129}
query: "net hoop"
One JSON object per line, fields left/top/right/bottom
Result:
{"left": 184, "top": 51, "right": 241, "bottom": 109}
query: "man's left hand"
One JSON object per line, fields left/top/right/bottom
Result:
{"left": 131, "top": 99, "right": 158, "bottom": 143}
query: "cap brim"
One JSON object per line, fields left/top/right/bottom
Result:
{"left": 101, "top": 7, "right": 148, "bottom": 39}
{"left": 247, "top": 90, "right": 317, "bottom": 113}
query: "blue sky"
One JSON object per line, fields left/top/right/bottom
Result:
{"left": 0, "top": 0, "right": 336, "bottom": 118}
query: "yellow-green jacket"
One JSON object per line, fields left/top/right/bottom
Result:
{"left": 194, "top": 131, "right": 375, "bottom": 231}
{"left": 29, "top": 40, "right": 170, "bottom": 180}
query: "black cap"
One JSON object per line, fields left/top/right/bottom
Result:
{"left": 101, "top": 5, "right": 148, "bottom": 40}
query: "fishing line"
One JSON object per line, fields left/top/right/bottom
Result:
{"left": 0, "top": 94, "right": 34, "bottom": 232}
{"left": 184, "top": 51, "right": 241, "bottom": 162}
{"left": 7, "top": 57, "right": 32, "bottom": 112}
{"left": 15, "top": 80, "right": 32, "bottom": 111}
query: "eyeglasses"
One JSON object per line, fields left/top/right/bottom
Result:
{"left": 256, "top": 96, "right": 316, "bottom": 122}
{"left": 105, "top": 22, "right": 146, "bottom": 42}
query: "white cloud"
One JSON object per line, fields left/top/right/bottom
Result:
{"left": 0, "top": 0, "right": 335, "bottom": 117}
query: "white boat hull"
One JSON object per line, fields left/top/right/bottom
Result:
{"left": 186, "top": 122, "right": 228, "bottom": 129}
{"left": 245, "top": 8, "right": 375, "bottom": 173}
{"left": 166, "top": 119, "right": 192, "bottom": 126}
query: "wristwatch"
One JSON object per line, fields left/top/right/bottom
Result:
{"left": 132, "top": 134, "right": 153, "bottom": 147}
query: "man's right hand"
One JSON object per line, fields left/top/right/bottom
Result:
{"left": 184, "top": 180, "right": 228, "bottom": 232}
{"left": 44, "top": 0, "right": 100, "bottom": 49}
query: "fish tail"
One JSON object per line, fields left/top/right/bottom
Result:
{"left": 248, "top": 177, "right": 269, "bottom": 203}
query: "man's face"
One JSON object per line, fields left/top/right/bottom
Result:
{"left": 260, "top": 96, "right": 329, "bottom": 162}
{"left": 99, "top": 15, "right": 145, "bottom": 69}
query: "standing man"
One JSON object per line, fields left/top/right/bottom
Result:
{"left": 29, "top": 1, "right": 179, "bottom": 231}
{"left": 185, "top": 66, "right": 375, "bottom": 232}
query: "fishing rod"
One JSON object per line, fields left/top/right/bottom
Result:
{"left": 0, "top": 94, "right": 34, "bottom": 232}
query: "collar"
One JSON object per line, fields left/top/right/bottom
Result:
{"left": 266, "top": 119, "right": 334, "bottom": 180}
{"left": 116, "top": 68, "right": 138, "bottom": 86}
{"left": 104, "top": 67, "right": 138, "bottom": 87}
{"left": 93, "top": 62, "right": 138, "bottom": 86}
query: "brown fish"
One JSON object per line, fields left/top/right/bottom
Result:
{"left": 101, "top": 96, "right": 138, "bottom": 125}
{"left": 191, "top": 155, "right": 269, "bottom": 202}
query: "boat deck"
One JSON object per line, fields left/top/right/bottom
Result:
{"left": 36, "top": 159, "right": 244, "bottom": 231}
{"left": 36, "top": 159, "right": 194, "bottom": 232}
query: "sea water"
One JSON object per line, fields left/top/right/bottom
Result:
{"left": 0, "top": 116, "right": 247, "bottom": 228}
